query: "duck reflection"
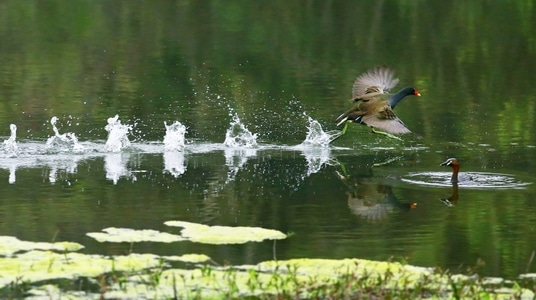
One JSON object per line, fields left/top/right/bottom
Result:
{"left": 440, "top": 183, "right": 459, "bottom": 207}
{"left": 335, "top": 166, "right": 416, "bottom": 222}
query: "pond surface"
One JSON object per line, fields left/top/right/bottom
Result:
{"left": 1, "top": 0, "right": 536, "bottom": 280}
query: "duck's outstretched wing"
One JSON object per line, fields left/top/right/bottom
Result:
{"left": 352, "top": 66, "right": 399, "bottom": 98}
{"left": 361, "top": 104, "right": 411, "bottom": 134}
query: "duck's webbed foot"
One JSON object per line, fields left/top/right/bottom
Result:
{"left": 371, "top": 127, "right": 402, "bottom": 141}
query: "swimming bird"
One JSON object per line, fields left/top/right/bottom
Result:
{"left": 335, "top": 66, "right": 421, "bottom": 139}
{"left": 440, "top": 158, "right": 472, "bottom": 184}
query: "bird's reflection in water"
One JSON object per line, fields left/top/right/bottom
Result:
{"left": 440, "top": 183, "right": 459, "bottom": 207}
{"left": 335, "top": 161, "right": 416, "bottom": 222}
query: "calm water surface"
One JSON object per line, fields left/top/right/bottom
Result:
{"left": 1, "top": 1, "right": 536, "bottom": 280}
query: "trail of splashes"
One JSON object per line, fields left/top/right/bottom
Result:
{"left": 105, "top": 115, "right": 132, "bottom": 152}
{"left": 163, "top": 121, "right": 187, "bottom": 151}
{"left": 223, "top": 113, "right": 258, "bottom": 148}
{"left": 46, "top": 117, "right": 84, "bottom": 152}
{"left": 3, "top": 124, "right": 18, "bottom": 156}
{"left": 301, "top": 116, "right": 342, "bottom": 147}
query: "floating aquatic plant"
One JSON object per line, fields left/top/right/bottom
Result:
{"left": 86, "top": 227, "right": 185, "bottom": 243}
{"left": 0, "top": 250, "right": 162, "bottom": 290}
{"left": 164, "top": 220, "right": 287, "bottom": 244}
{"left": 0, "top": 236, "right": 83, "bottom": 257}
{"left": 22, "top": 258, "right": 535, "bottom": 299}
{"left": 86, "top": 223, "right": 286, "bottom": 245}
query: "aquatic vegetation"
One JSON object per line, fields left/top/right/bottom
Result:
{"left": 162, "top": 253, "right": 211, "bottom": 264}
{"left": 0, "top": 236, "right": 83, "bottom": 256}
{"left": 164, "top": 220, "right": 287, "bottom": 244}
{"left": 12, "top": 257, "right": 536, "bottom": 299}
{"left": 0, "top": 250, "right": 162, "bottom": 290}
{"left": 86, "top": 222, "right": 287, "bottom": 245}
{"left": 1, "top": 235, "right": 535, "bottom": 299}
{"left": 86, "top": 227, "right": 185, "bottom": 243}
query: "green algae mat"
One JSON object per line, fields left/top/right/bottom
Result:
{"left": 1, "top": 220, "right": 534, "bottom": 299}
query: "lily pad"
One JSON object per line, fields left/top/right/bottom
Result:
{"left": 164, "top": 220, "right": 287, "bottom": 244}
{"left": 86, "top": 227, "right": 185, "bottom": 243}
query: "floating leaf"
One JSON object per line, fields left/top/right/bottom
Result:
{"left": 164, "top": 220, "right": 287, "bottom": 244}
{"left": 86, "top": 227, "right": 185, "bottom": 243}
{"left": 163, "top": 253, "right": 211, "bottom": 263}
{"left": 0, "top": 250, "right": 162, "bottom": 289}
{"left": 0, "top": 236, "right": 84, "bottom": 256}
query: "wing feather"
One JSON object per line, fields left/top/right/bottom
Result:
{"left": 352, "top": 66, "right": 399, "bottom": 98}
{"left": 360, "top": 103, "right": 411, "bottom": 134}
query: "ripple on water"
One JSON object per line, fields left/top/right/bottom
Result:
{"left": 401, "top": 171, "right": 532, "bottom": 189}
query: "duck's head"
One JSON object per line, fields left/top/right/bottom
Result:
{"left": 440, "top": 158, "right": 459, "bottom": 167}
{"left": 389, "top": 87, "right": 421, "bottom": 109}
{"left": 400, "top": 87, "right": 421, "bottom": 97}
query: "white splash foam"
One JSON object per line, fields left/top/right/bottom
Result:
{"left": 301, "top": 117, "right": 342, "bottom": 147}
{"left": 105, "top": 115, "right": 132, "bottom": 152}
{"left": 3, "top": 124, "right": 18, "bottom": 156}
{"left": 223, "top": 114, "right": 257, "bottom": 148}
{"left": 163, "top": 121, "right": 187, "bottom": 151}
{"left": 45, "top": 117, "right": 85, "bottom": 152}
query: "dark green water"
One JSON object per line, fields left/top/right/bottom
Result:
{"left": 1, "top": 0, "right": 536, "bottom": 279}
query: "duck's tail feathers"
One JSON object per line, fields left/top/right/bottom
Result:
{"left": 335, "top": 114, "right": 348, "bottom": 126}
{"left": 336, "top": 110, "right": 362, "bottom": 126}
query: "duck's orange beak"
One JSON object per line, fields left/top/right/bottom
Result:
{"left": 415, "top": 90, "right": 421, "bottom": 96}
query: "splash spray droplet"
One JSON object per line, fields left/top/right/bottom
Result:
{"left": 302, "top": 117, "right": 342, "bottom": 147}
{"left": 3, "top": 124, "right": 18, "bottom": 156}
{"left": 46, "top": 117, "right": 84, "bottom": 152}
{"left": 105, "top": 115, "right": 132, "bottom": 152}
{"left": 163, "top": 121, "right": 187, "bottom": 151}
{"left": 223, "top": 114, "right": 258, "bottom": 148}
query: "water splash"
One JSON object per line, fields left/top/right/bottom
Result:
{"left": 46, "top": 117, "right": 84, "bottom": 152}
{"left": 293, "top": 117, "right": 340, "bottom": 176}
{"left": 3, "top": 124, "right": 18, "bottom": 156}
{"left": 223, "top": 114, "right": 258, "bottom": 148}
{"left": 105, "top": 115, "right": 132, "bottom": 152}
{"left": 301, "top": 117, "right": 342, "bottom": 147}
{"left": 163, "top": 121, "right": 187, "bottom": 151}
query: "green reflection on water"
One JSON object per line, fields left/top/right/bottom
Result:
{"left": 0, "top": 0, "right": 535, "bottom": 280}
